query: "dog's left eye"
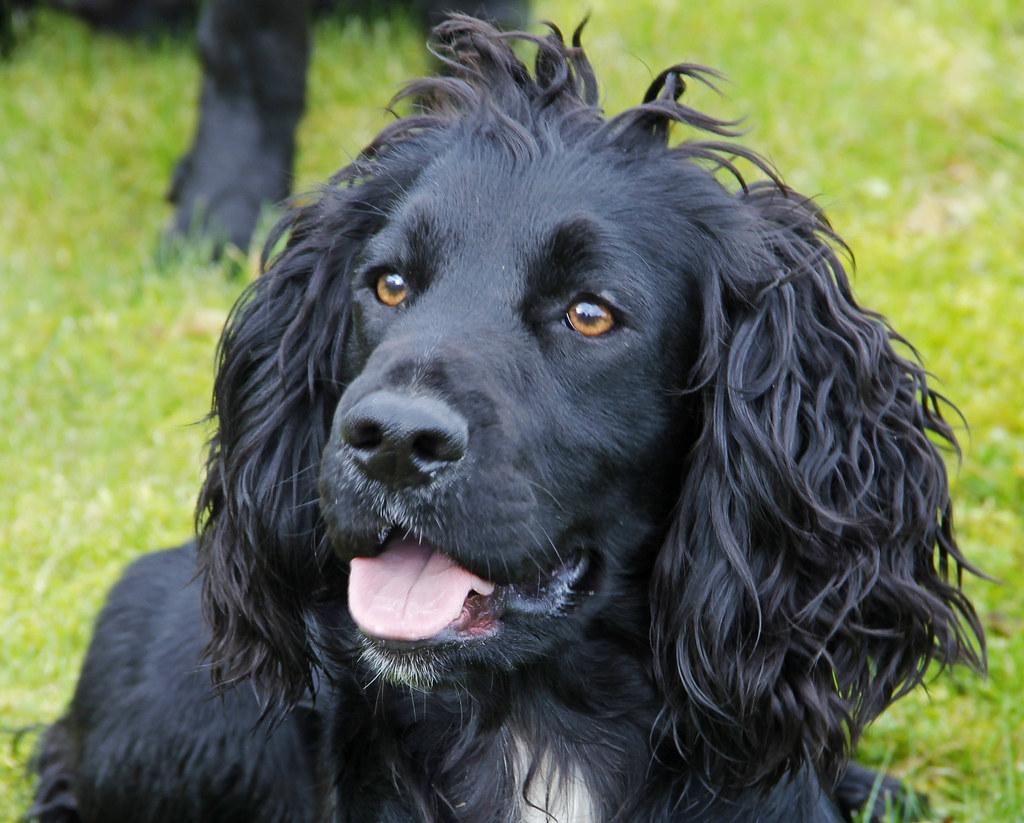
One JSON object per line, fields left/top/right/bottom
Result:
{"left": 375, "top": 272, "right": 409, "bottom": 307}
{"left": 565, "top": 298, "right": 615, "bottom": 337}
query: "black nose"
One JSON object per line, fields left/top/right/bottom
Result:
{"left": 340, "top": 391, "right": 469, "bottom": 487}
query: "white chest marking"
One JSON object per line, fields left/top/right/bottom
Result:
{"left": 509, "top": 734, "right": 598, "bottom": 823}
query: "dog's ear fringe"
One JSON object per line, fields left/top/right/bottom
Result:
{"left": 195, "top": 194, "right": 368, "bottom": 704}
{"left": 650, "top": 181, "right": 986, "bottom": 791}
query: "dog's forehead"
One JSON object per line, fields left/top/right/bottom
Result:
{"left": 398, "top": 149, "right": 635, "bottom": 255}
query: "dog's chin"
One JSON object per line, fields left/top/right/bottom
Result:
{"left": 356, "top": 635, "right": 456, "bottom": 690}
{"left": 351, "top": 543, "right": 592, "bottom": 690}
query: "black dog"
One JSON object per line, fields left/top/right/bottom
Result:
{"left": 33, "top": 17, "right": 984, "bottom": 822}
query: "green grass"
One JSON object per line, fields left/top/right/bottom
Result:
{"left": 2, "top": 1, "right": 1022, "bottom": 819}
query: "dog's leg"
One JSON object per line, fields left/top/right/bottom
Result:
{"left": 28, "top": 720, "right": 80, "bottom": 823}
{"left": 29, "top": 544, "right": 322, "bottom": 823}
{"left": 167, "top": 0, "right": 310, "bottom": 255}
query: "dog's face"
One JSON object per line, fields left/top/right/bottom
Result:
{"left": 318, "top": 151, "right": 696, "bottom": 686}
{"left": 198, "top": 17, "right": 982, "bottom": 791}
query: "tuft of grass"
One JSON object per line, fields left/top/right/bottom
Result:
{"left": 2, "top": 2, "right": 1022, "bottom": 820}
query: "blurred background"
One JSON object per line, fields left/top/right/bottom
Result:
{"left": 1, "top": 1, "right": 1021, "bottom": 819}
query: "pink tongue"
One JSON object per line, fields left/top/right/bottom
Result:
{"left": 348, "top": 537, "right": 496, "bottom": 641}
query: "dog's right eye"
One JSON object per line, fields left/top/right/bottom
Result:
{"left": 375, "top": 272, "right": 409, "bottom": 307}
{"left": 565, "top": 298, "right": 616, "bottom": 337}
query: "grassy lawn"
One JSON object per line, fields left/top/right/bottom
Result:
{"left": 1, "top": 1, "right": 1022, "bottom": 819}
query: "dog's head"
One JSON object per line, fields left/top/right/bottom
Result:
{"left": 197, "top": 17, "right": 983, "bottom": 790}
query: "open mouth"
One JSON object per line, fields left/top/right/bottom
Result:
{"left": 347, "top": 531, "right": 588, "bottom": 651}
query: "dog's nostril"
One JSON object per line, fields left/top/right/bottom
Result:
{"left": 344, "top": 419, "right": 384, "bottom": 451}
{"left": 413, "top": 429, "right": 465, "bottom": 465}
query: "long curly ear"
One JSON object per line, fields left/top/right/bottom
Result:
{"left": 196, "top": 177, "right": 398, "bottom": 703}
{"left": 650, "top": 181, "right": 985, "bottom": 790}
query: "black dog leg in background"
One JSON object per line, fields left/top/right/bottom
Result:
{"left": 167, "top": 0, "right": 311, "bottom": 255}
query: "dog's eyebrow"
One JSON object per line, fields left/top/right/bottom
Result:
{"left": 527, "top": 215, "right": 604, "bottom": 297}
{"left": 360, "top": 205, "right": 443, "bottom": 289}
{"left": 402, "top": 209, "right": 442, "bottom": 277}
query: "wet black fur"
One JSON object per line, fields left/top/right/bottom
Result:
{"left": 34, "top": 16, "right": 983, "bottom": 823}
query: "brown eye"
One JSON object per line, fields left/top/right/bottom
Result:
{"left": 375, "top": 272, "right": 408, "bottom": 307}
{"left": 566, "top": 299, "right": 615, "bottom": 337}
